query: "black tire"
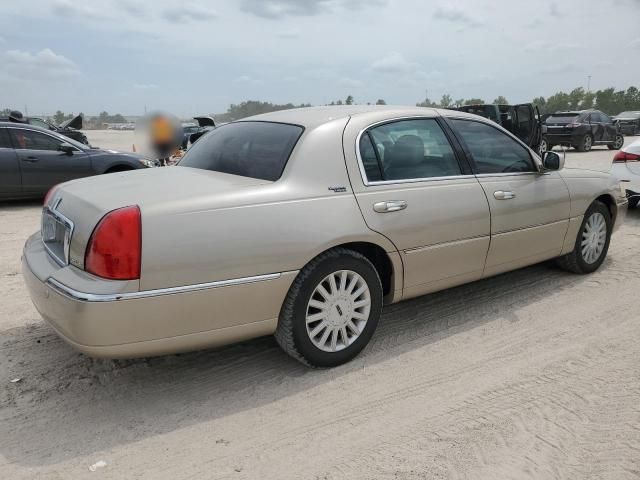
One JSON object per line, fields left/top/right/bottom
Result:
{"left": 576, "top": 134, "right": 593, "bottom": 152}
{"left": 539, "top": 138, "right": 549, "bottom": 154}
{"left": 556, "top": 201, "right": 612, "bottom": 274}
{"left": 607, "top": 134, "right": 624, "bottom": 150}
{"left": 275, "top": 248, "right": 383, "bottom": 367}
{"left": 629, "top": 197, "right": 639, "bottom": 209}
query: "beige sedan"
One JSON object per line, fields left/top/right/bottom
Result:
{"left": 22, "top": 106, "right": 627, "bottom": 367}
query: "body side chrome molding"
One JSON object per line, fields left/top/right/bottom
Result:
{"left": 47, "top": 272, "right": 285, "bottom": 303}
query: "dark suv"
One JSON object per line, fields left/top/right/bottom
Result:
{"left": 543, "top": 109, "right": 624, "bottom": 152}
{"left": 454, "top": 103, "right": 542, "bottom": 152}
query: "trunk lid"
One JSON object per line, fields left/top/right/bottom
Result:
{"left": 50, "top": 166, "right": 271, "bottom": 270}
{"left": 59, "top": 114, "right": 83, "bottom": 130}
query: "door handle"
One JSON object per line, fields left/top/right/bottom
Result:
{"left": 21, "top": 156, "right": 39, "bottom": 163}
{"left": 494, "top": 190, "right": 516, "bottom": 200}
{"left": 373, "top": 200, "right": 407, "bottom": 213}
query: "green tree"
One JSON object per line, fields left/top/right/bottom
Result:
{"left": 464, "top": 98, "right": 485, "bottom": 105}
{"left": 545, "top": 92, "right": 571, "bottom": 112}
{"left": 345, "top": 95, "right": 354, "bottom": 105}
{"left": 493, "top": 96, "right": 509, "bottom": 105}
{"left": 567, "top": 87, "right": 585, "bottom": 110}
{"left": 581, "top": 92, "right": 596, "bottom": 109}
{"left": 375, "top": 99, "right": 387, "bottom": 105}
{"left": 454, "top": 98, "right": 465, "bottom": 108}
{"left": 53, "top": 110, "right": 66, "bottom": 124}
{"left": 439, "top": 94, "right": 453, "bottom": 108}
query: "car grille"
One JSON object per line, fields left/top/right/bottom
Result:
{"left": 41, "top": 200, "right": 74, "bottom": 266}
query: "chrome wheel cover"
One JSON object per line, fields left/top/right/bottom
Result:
{"left": 581, "top": 212, "right": 607, "bottom": 264}
{"left": 584, "top": 135, "right": 592, "bottom": 150}
{"left": 305, "top": 270, "right": 371, "bottom": 353}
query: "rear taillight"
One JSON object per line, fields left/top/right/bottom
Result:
{"left": 613, "top": 151, "right": 640, "bottom": 163}
{"left": 43, "top": 185, "right": 60, "bottom": 206}
{"left": 85, "top": 205, "right": 141, "bottom": 280}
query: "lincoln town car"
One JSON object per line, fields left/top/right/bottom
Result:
{"left": 22, "top": 106, "right": 627, "bottom": 367}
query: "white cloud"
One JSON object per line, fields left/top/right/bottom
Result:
{"left": 3, "top": 48, "right": 79, "bottom": 79}
{"left": 276, "top": 30, "right": 301, "bottom": 39}
{"left": 240, "top": 0, "right": 387, "bottom": 19}
{"left": 162, "top": 4, "right": 217, "bottom": 23}
{"left": 234, "top": 75, "right": 262, "bottom": 85}
{"left": 134, "top": 83, "right": 159, "bottom": 90}
{"left": 51, "top": 0, "right": 111, "bottom": 20}
{"left": 432, "top": 6, "right": 483, "bottom": 29}
{"left": 371, "top": 53, "right": 419, "bottom": 74}
{"left": 338, "top": 77, "right": 364, "bottom": 88}
{"left": 524, "top": 41, "right": 580, "bottom": 52}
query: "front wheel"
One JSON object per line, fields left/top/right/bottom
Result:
{"left": 275, "top": 248, "right": 383, "bottom": 367}
{"left": 556, "top": 201, "right": 612, "bottom": 274}
{"left": 607, "top": 134, "right": 624, "bottom": 150}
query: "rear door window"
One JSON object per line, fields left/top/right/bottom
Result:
{"left": 178, "top": 121, "right": 303, "bottom": 181}
{"left": 361, "top": 119, "right": 461, "bottom": 182}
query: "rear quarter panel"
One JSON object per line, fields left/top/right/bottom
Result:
{"left": 139, "top": 118, "right": 399, "bottom": 291}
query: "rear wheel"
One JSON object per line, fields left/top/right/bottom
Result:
{"left": 608, "top": 134, "right": 624, "bottom": 150}
{"left": 556, "top": 201, "right": 611, "bottom": 274}
{"left": 629, "top": 197, "right": 639, "bottom": 209}
{"left": 576, "top": 134, "right": 593, "bottom": 152}
{"left": 275, "top": 248, "right": 383, "bottom": 367}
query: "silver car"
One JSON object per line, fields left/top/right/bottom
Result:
{"left": 22, "top": 106, "right": 628, "bottom": 367}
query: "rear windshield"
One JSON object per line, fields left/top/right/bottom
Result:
{"left": 545, "top": 113, "right": 580, "bottom": 124}
{"left": 178, "top": 121, "right": 303, "bottom": 181}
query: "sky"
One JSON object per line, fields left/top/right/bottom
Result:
{"left": 1, "top": 0, "right": 639, "bottom": 117}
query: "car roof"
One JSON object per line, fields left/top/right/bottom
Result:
{"left": 551, "top": 109, "right": 594, "bottom": 115}
{"left": 0, "top": 121, "right": 52, "bottom": 133}
{"left": 239, "top": 105, "right": 449, "bottom": 129}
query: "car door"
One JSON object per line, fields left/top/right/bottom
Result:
{"left": 0, "top": 128, "right": 21, "bottom": 197}
{"left": 8, "top": 127, "right": 92, "bottom": 195}
{"left": 598, "top": 112, "right": 616, "bottom": 143}
{"left": 591, "top": 112, "right": 608, "bottom": 143}
{"left": 514, "top": 104, "right": 541, "bottom": 151}
{"left": 446, "top": 117, "right": 571, "bottom": 277}
{"left": 342, "top": 114, "right": 491, "bottom": 300}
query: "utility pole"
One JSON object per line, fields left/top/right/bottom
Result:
{"left": 587, "top": 75, "right": 591, "bottom": 93}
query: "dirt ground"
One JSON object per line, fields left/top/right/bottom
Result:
{"left": 1, "top": 134, "right": 639, "bottom": 479}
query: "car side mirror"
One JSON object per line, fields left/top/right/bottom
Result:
{"left": 542, "top": 150, "right": 564, "bottom": 171}
{"left": 58, "top": 143, "right": 75, "bottom": 155}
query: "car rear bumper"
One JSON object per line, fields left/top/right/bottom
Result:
{"left": 22, "top": 232, "right": 297, "bottom": 358}
{"left": 545, "top": 133, "right": 583, "bottom": 145}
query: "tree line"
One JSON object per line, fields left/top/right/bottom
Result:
{"left": 7, "top": 85, "right": 639, "bottom": 127}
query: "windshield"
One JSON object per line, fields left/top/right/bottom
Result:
{"left": 617, "top": 111, "right": 640, "bottom": 118}
{"left": 178, "top": 121, "right": 303, "bottom": 181}
{"left": 545, "top": 113, "right": 580, "bottom": 124}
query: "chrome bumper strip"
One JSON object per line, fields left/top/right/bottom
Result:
{"left": 46, "top": 273, "right": 283, "bottom": 303}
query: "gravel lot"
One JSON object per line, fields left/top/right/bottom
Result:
{"left": 1, "top": 133, "right": 639, "bottom": 479}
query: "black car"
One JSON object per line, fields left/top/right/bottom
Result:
{"left": 0, "top": 111, "right": 90, "bottom": 145}
{"left": 543, "top": 109, "right": 624, "bottom": 152}
{"left": 454, "top": 103, "right": 542, "bottom": 152}
{"left": 0, "top": 122, "right": 156, "bottom": 200}
{"left": 612, "top": 111, "right": 640, "bottom": 136}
